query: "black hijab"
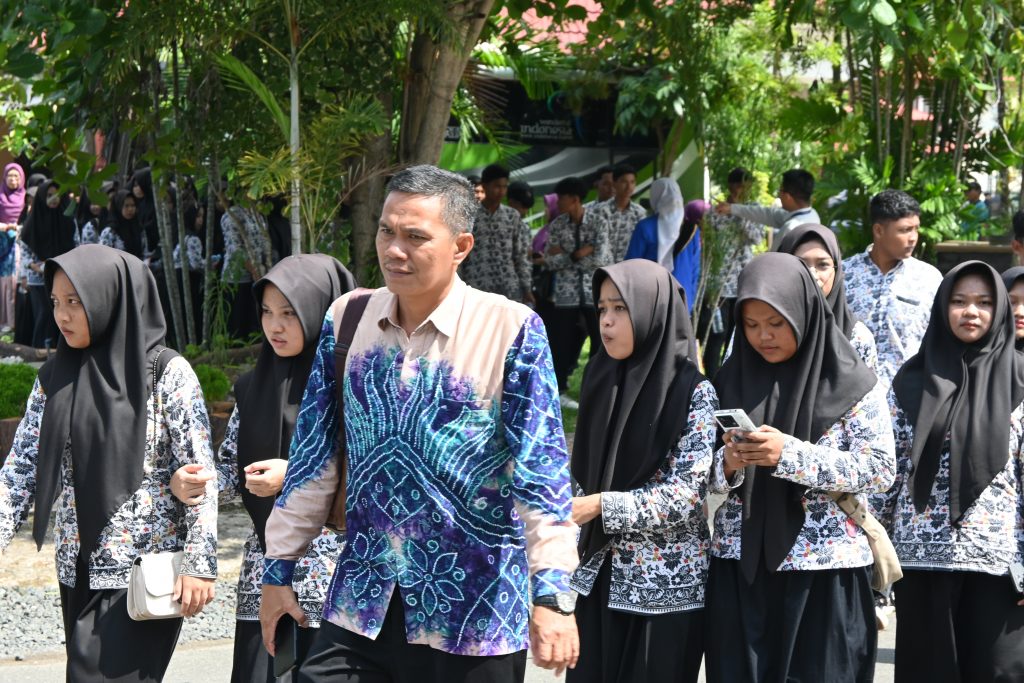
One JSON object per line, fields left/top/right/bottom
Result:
{"left": 34, "top": 245, "right": 168, "bottom": 556}
{"left": 572, "top": 259, "right": 703, "bottom": 563}
{"left": 714, "top": 252, "right": 877, "bottom": 583}
{"left": 132, "top": 168, "right": 159, "bottom": 249}
{"left": 893, "top": 261, "right": 1024, "bottom": 524}
{"left": 109, "top": 190, "right": 145, "bottom": 258}
{"left": 20, "top": 180, "right": 76, "bottom": 261}
{"left": 234, "top": 254, "right": 355, "bottom": 551}
{"left": 1002, "top": 266, "right": 1024, "bottom": 351}
{"left": 774, "top": 223, "right": 856, "bottom": 338}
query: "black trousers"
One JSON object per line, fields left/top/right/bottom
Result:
{"left": 568, "top": 556, "right": 704, "bottom": 683}
{"left": 13, "top": 284, "right": 33, "bottom": 346}
{"left": 58, "top": 562, "right": 182, "bottom": 682}
{"left": 894, "top": 569, "right": 1024, "bottom": 682}
{"left": 28, "top": 283, "right": 57, "bottom": 349}
{"left": 705, "top": 557, "right": 876, "bottom": 683}
{"left": 702, "top": 297, "right": 735, "bottom": 380}
{"left": 297, "top": 591, "right": 527, "bottom": 683}
{"left": 228, "top": 281, "right": 260, "bottom": 340}
{"left": 548, "top": 305, "right": 599, "bottom": 391}
{"left": 233, "top": 619, "right": 317, "bottom": 683}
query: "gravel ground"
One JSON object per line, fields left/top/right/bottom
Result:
{"left": 0, "top": 504, "right": 252, "bottom": 661}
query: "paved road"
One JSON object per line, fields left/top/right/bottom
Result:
{"left": 0, "top": 623, "right": 898, "bottom": 682}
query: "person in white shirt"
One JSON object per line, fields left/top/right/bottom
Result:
{"left": 715, "top": 169, "right": 820, "bottom": 247}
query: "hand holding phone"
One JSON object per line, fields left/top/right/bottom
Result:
{"left": 714, "top": 409, "right": 757, "bottom": 442}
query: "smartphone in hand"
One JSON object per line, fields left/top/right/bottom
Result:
{"left": 273, "top": 614, "right": 310, "bottom": 677}
{"left": 714, "top": 409, "right": 757, "bottom": 442}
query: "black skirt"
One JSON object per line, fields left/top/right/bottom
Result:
{"left": 59, "top": 560, "right": 182, "bottom": 682}
{"left": 705, "top": 556, "right": 876, "bottom": 683}
{"left": 567, "top": 556, "right": 705, "bottom": 683}
{"left": 894, "top": 568, "right": 1024, "bottom": 682}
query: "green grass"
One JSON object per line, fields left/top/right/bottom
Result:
{"left": 560, "top": 340, "right": 590, "bottom": 435}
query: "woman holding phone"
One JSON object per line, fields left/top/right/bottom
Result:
{"left": 705, "top": 252, "right": 895, "bottom": 683}
{"left": 878, "top": 261, "right": 1024, "bottom": 682}
{"left": 569, "top": 260, "right": 716, "bottom": 682}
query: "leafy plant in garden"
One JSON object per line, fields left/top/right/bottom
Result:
{"left": 0, "top": 363, "right": 39, "bottom": 419}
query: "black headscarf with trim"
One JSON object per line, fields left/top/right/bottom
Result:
{"left": 714, "top": 252, "right": 876, "bottom": 583}
{"left": 774, "top": 223, "right": 856, "bottom": 338}
{"left": 234, "top": 254, "right": 355, "bottom": 551}
{"left": 572, "top": 259, "right": 703, "bottom": 564}
{"left": 34, "top": 245, "right": 168, "bottom": 556}
{"left": 893, "top": 261, "right": 1024, "bottom": 523}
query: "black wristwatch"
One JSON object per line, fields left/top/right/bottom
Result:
{"left": 533, "top": 591, "right": 577, "bottom": 616}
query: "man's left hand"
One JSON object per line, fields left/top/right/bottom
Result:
{"left": 530, "top": 605, "right": 579, "bottom": 676}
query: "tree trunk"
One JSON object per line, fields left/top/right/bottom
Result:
{"left": 898, "top": 50, "right": 913, "bottom": 186}
{"left": 871, "top": 46, "right": 884, "bottom": 170}
{"left": 289, "top": 12, "right": 303, "bottom": 256}
{"left": 399, "top": 0, "right": 496, "bottom": 165}
{"left": 349, "top": 131, "right": 390, "bottom": 285}
{"left": 203, "top": 156, "right": 220, "bottom": 346}
{"left": 172, "top": 41, "right": 196, "bottom": 346}
{"left": 149, "top": 61, "right": 186, "bottom": 350}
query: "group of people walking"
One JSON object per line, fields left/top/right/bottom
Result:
{"left": 1, "top": 163, "right": 1023, "bottom": 683}
{"left": 0, "top": 162, "right": 293, "bottom": 353}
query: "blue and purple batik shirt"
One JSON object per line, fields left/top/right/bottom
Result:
{"left": 263, "top": 277, "right": 579, "bottom": 656}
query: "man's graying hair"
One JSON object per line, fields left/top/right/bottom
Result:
{"left": 387, "top": 165, "right": 477, "bottom": 235}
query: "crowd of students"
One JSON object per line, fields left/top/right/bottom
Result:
{"left": 0, "top": 164, "right": 292, "bottom": 352}
{"left": 1, "top": 161, "right": 1024, "bottom": 683}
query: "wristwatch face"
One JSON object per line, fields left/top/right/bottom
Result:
{"left": 555, "top": 592, "right": 576, "bottom": 614}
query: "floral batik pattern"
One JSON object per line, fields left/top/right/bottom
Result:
{"left": 570, "top": 380, "right": 717, "bottom": 614}
{"left": 0, "top": 357, "right": 218, "bottom": 589}
{"left": 872, "top": 391, "right": 1024, "bottom": 576}
{"left": 710, "top": 382, "right": 896, "bottom": 571}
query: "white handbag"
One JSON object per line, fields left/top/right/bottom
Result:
{"left": 126, "top": 349, "right": 185, "bottom": 621}
{"left": 127, "top": 551, "right": 185, "bottom": 620}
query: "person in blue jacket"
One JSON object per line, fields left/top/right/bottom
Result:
{"left": 625, "top": 178, "right": 702, "bottom": 311}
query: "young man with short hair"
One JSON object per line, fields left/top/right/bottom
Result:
{"left": 843, "top": 189, "right": 942, "bottom": 388}
{"left": 460, "top": 164, "right": 534, "bottom": 305}
{"left": 715, "top": 168, "right": 819, "bottom": 247}
{"left": 544, "top": 176, "right": 612, "bottom": 408}
{"left": 590, "top": 163, "right": 646, "bottom": 263}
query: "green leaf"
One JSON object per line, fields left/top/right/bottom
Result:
{"left": 870, "top": 1, "right": 897, "bottom": 26}
{"left": 946, "top": 20, "right": 968, "bottom": 51}
{"left": 216, "top": 54, "right": 290, "bottom": 143}
{"left": 5, "top": 50, "right": 44, "bottom": 79}
{"left": 79, "top": 8, "right": 107, "bottom": 36}
{"left": 905, "top": 10, "right": 924, "bottom": 32}
{"left": 564, "top": 5, "right": 587, "bottom": 21}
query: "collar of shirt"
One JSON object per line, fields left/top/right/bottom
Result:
{"left": 860, "top": 244, "right": 908, "bottom": 277}
{"left": 377, "top": 275, "right": 467, "bottom": 339}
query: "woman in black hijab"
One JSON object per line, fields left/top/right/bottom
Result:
{"left": 20, "top": 179, "right": 76, "bottom": 348}
{"left": 775, "top": 223, "right": 878, "bottom": 370}
{"left": 568, "top": 259, "right": 713, "bottom": 682}
{"left": 1002, "top": 266, "right": 1024, "bottom": 349}
{"left": 705, "top": 252, "right": 894, "bottom": 683}
{"left": 0, "top": 245, "right": 218, "bottom": 681}
{"left": 881, "top": 261, "right": 1024, "bottom": 682}
{"left": 132, "top": 166, "right": 159, "bottom": 253}
{"left": 171, "top": 253, "right": 355, "bottom": 682}
{"left": 100, "top": 189, "right": 146, "bottom": 258}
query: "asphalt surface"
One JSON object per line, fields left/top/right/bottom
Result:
{"left": 0, "top": 622, "right": 898, "bottom": 682}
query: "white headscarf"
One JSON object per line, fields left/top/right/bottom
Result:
{"left": 650, "top": 178, "right": 684, "bottom": 270}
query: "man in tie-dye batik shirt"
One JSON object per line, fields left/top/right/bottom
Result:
{"left": 260, "top": 165, "right": 580, "bottom": 682}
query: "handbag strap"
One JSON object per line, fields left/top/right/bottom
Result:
{"left": 333, "top": 290, "right": 373, "bottom": 460}
{"left": 828, "top": 491, "right": 870, "bottom": 527}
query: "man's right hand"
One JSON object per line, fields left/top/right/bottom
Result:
{"left": 170, "top": 464, "right": 214, "bottom": 505}
{"left": 715, "top": 202, "right": 732, "bottom": 215}
{"left": 260, "top": 585, "right": 308, "bottom": 656}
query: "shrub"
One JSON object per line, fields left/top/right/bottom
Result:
{"left": 0, "top": 362, "right": 39, "bottom": 419}
{"left": 194, "top": 363, "right": 231, "bottom": 403}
